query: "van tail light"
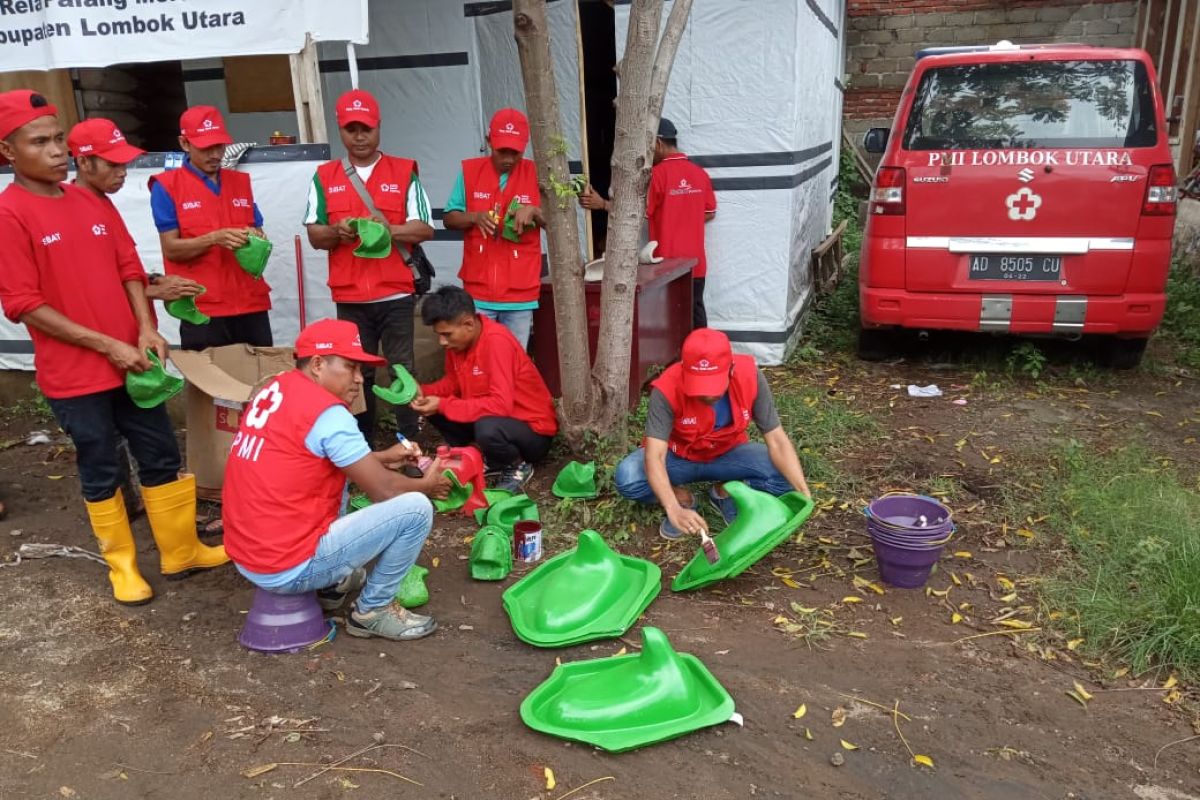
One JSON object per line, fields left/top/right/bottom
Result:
{"left": 1142, "top": 165, "right": 1178, "bottom": 216}
{"left": 871, "top": 167, "right": 906, "bottom": 215}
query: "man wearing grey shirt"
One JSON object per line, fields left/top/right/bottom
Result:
{"left": 614, "top": 328, "right": 811, "bottom": 540}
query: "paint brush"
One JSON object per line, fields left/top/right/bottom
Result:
{"left": 699, "top": 529, "right": 720, "bottom": 565}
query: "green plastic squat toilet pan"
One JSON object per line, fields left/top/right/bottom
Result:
{"left": 125, "top": 351, "right": 184, "bottom": 409}
{"left": 551, "top": 461, "right": 598, "bottom": 499}
{"left": 432, "top": 471, "right": 472, "bottom": 513}
{"left": 520, "top": 625, "right": 735, "bottom": 752}
{"left": 396, "top": 564, "right": 430, "bottom": 608}
{"left": 470, "top": 525, "right": 512, "bottom": 581}
{"left": 502, "top": 530, "right": 661, "bottom": 648}
{"left": 473, "top": 488, "right": 514, "bottom": 525}
{"left": 672, "top": 481, "right": 815, "bottom": 592}
{"left": 372, "top": 364, "right": 419, "bottom": 405}
{"left": 483, "top": 493, "right": 538, "bottom": 536}
{"left": 349, "top": 217, "right": 392, "bottom": 259}
{"left": 348, "top": 494, "right": 371, "bottom": 513}
{"left": 164, "top": 293, "right": 209, "bottom": 325}
{"left": 234, "top": 235, "right": 272, "bottom": 278}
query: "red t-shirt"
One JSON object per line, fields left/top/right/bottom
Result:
{"left": 647, "top": 153, "right": 717, "bottom": 278}
{"left": 0, "top": 182, "right": 147, "bottom": 399}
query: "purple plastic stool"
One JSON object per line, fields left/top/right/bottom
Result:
{"left": 238, "top": 588, "right": 333, "bottom": 654}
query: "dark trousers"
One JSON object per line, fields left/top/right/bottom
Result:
{"left": 428, "top": 414, "right": 553, "bottom": 470}
{"left": 692, "top": 277, "right": 707, "bottom": 329}
{"left": 48, "top": 388, "right": 181, "bottom": 503}
{"left": 337, "top": 297, "right": 418, "bottom": 443}
{"left": 180, "top": 310, "right": 273, "bottom": 351}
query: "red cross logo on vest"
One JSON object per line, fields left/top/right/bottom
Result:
{"left": 245, "top": 381, "right": 284, "bottom": 430}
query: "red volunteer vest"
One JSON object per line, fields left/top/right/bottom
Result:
{"left": 650, "top": 355, "right": 759, "bottom": 462}
{"left": 222, "top": 370, "right": 346, "bottom": 574}
{"left": 460, "top": 157, "right": 542, "bottom": 303}
{"left": 151, "top": 167, "right": 271, "bottom": 318}
{"left": 316, "top": 155, "right": 417, "bottom": 302}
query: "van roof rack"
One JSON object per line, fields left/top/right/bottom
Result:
{"left": 916, "top": 41, "right": 1092, "bottom": 59}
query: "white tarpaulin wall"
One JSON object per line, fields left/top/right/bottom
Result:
{"left": 617, "top": 0, "right": 846, "bottom": 364}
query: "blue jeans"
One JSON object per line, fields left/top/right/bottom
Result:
{"left": 478, "top": 308, "right": 533, "bottom": 351}
{"left": 242, "top": 493, "right": 433, "bottom": 613}
{"left": 614, "top": 443, "right": 792, "bottom": 503}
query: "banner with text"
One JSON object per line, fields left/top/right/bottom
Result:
{"left": 0, "top": 0, "right": 368, "bottom": 71}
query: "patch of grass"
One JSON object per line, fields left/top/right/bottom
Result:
{"left": 1039, "top": 442, "right": 1200, "bottom": 681}
{"left": 2, "top": 382, "right": 54, "bottom": 424}
{"left": 1161, "top": 255, "right": 1200, "bottom": 369}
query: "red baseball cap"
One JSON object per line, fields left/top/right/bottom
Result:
{"left": 179, "top": 105, "right": 233, "bottom": 149}
{"left": 0, "top": 89, "right": 57, "bottom": 141}
{"left": 294, "top": 319, "right": 386, "bottom": 366}
{"left": 488, "top": 108, "right": 529, "bottom": 152}
{"left": 336, "top": 89, "right": 380, "bottom": 129}
{"left": 68, "top": 118, "right": 144, "bottom": 164}
{"left": 681, "top": 328, "right": 734, "bottom": 397}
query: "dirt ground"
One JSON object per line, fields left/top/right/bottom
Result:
{"left": 1, "top": 338, "right": 1199, "bottom": 800}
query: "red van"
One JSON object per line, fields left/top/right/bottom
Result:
{"left": 857, "top": 42, "right": 1177, "bottom": 368}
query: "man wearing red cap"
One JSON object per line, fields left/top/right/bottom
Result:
{"left": 614, "top": 328, "right": 810, "bottom": 539}
{"left": 223, "top": 319, "right": 450, "bottom": 642}
{"left": 0, "top": 90, "right": 229, "bottom": 606}
{"left": 304, "top": 89, "right": 434, "bottom": 444}
{"left": 443, "top": 108, "right": 544, "bottom": 350}
{"left": 150, "top": 105, "right": 272, "bottom": 350}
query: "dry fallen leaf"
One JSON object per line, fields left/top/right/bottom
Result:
{"left": 1067, "top": 638, "right": 1084, "bottom": 651}
{"left": 912, "top": 754, "right": 935, "bottom": 768}
{"left": 614, "top": 646, "right": 627, "bottom": 656}
{"left": 1163, "top": 688, "right": 1183, "bottom": 705}
{"left": 951, "top": 612, "right": 963, "bottom": 624}
{"left": 846, "top": 631, "right": 868, "bottom": 639}
{"left": 998, "top": 619, "right": 1034, "bottom": 630}
{"left": 840, "top": 739, "right": 859, "bottom": 751}
{"left": 1163, "top": 674, "right": 1178, "bottom": 690}
{"left": 431, "top": 557, "right": 440, "bottom": 568}
{"left": 853, "top": 575, "right": 885, "bottom": 595}
{"left": 1073, "top": 681, "right": 1093, "bottom": 702}
{"left": 793, "top": 704, "right": 807, "bottom": 719}
{"left": 544, "top": 767, "right": 556, "bottom": 790}
{"left": 1066, "top": 689, "right": 1089, "bottom": 708}
{"left": 781, "top": 577, "right": 802, "bottom": 589}
{"left": 831, "top": 707, "right": 847, "bottom": 727}
{"left": 953, "top": 551, "right": 972, "bottom": 559}
{"left": 997, "top": 576, "right": 1016, "bottom": 591}
{"left": 842, "top": 596, "right": 863, "bottom": 605}
{"left": 241, "top": 764, "right": 278, "bottom": 779}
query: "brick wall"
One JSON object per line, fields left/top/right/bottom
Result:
{"left": 843, "top": 0, "right": 1140, "bottom": 141}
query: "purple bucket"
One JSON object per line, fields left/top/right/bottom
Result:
{"left": 870, "top": 534, "right": 945, "bottom": 588}
{"left": 238, "top": 589, "right": 333, "bottom": 653}
{"left": 867, "top": 519, "right": 953, "bottom": 549}
{"left": 866, "top": 494, "right": 952, "bottom": 534}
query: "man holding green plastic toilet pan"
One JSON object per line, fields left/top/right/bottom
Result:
{"left": 150, "top": 105, "right": 273, "bottom": 351}
{"left": 615, "top": 328, "right": 811, "bottom": 540}
{"left": 223, "top": 319, "right": 452, "bottom": 642}
{"left": 0, "top": 90, "right": 229, "bottom": 606}
{"left": 304, "top": 89, "right": 434, "bottom": 445}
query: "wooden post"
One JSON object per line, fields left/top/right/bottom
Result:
{"left": 289, "top": 33, "right": 327, "bottom": 144}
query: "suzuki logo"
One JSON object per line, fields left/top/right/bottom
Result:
{"left": 1017, "top": 167, "right": 1035, "bottom": 183}
{"left": 1005, "top": 187, "right": 1042, "bottom": 221}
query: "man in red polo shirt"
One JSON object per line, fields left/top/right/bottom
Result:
{"left": 223, "top": 319, "right": 450, "bottom": 641}
{"left": 304, "top": 89, "right": 434, "bottom": 443}
{"left": 150, "top": 105, "right": 272, "bottom": 350}
{"left": 581, "top": 118, "right": 716, "bottom": 329}
{"left": 442, "top": 109, "right": 544, "bottom": 350}
{"left": 614, "top": 328, "right": 809, "bottom": 540}
{"left": 0, "top": 90, "right": 228, "bottom": 605}
{"left": 411, "top": 286, "right": 557, "bottom": 494}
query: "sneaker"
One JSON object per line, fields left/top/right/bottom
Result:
{"left": 495, "top": 462, "right": 535, "bottom": 494}
{"left": 659, "top": 496, "right": 699, "bottom": 541}
{"left": 317, "top": 567, "right": 367, "bottom": 611}
{"left": 345, "top": 601, "right": 438, "bottom": 641}
{"left": 708, "top": 485, "right": 738, "bottom": 525}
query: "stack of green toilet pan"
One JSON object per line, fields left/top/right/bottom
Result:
{"left": 672, "top": 481, "right": 815, "bottom": 592}
{"left": 473, "top": 488, "right": 514, "bottom": 525}
{"left": 502, "top": 530, "right": 660, "bottom": 647}
{"left": 520, "top": 625, "right": 735, "bottom": 752}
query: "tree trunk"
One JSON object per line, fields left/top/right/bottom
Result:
{"left": 513, "top": 0, "right": 594, "bottom": 446}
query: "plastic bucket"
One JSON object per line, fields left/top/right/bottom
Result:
{"left": 238, "top": 589, "right": 332, "bottom": 653}
{"left": 867, "top": 520, "right": 953, "bottom": 549}
{"left": 870, "top": 533, "right": 946, "bottom": 588}
{"left": 865, "top": 494, "right": 952, "bottom": 534}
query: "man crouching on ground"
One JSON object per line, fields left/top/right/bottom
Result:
{"left": 222, "top": 319, "right": 451, "bottom": 641}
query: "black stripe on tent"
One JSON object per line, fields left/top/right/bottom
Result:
{"left": 711, "top": 156, "right": 833, "bottom": 192}
{"left": 805, "top": 0, "right": 839, "bottom": 38}
{"left": 0, "top": 341, "right": 33, "bottom": 354}
{"left": 465, "top": 0, "right": 563, "bottom": 16}
{"left": 721, "top": 293, "right": 814, "bottom": 345}
{"left": 320, "top": 52, "right": 470, "bottom": 73}
{"left": 690, "top": 142, "right": 833, "bottom": 169}
{"left": 182, "top": 67, "right": 226, "bottom": 82}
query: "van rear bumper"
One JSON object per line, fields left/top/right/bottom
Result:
{"left": 860, "top": 287, "right": 1166, "bottom": 336}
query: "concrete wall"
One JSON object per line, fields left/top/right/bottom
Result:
{"left": 843, "top": 0, "right": 1140, "bottom": 143}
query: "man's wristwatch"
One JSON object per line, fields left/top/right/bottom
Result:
{"left": 147, "top": 273, "right": 162, "bottom": 285}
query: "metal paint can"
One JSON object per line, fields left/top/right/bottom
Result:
{"left": 512, "top": 520, "right": 543, "bottom": 563}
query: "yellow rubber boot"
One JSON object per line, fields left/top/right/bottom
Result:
{"left": 85, "top": 489, "right": 153, "bottom": 605}
{"left": 142, "top": 474, "right": 229, "bottom": 577}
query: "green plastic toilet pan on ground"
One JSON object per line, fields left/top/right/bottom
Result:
{"left": 470, "top": 525, "right": 512, "bottom": 581}
{"left": 372, "top": 364, "right": 419, "bottom": 405}
{"left": 396, "top": 564, "right": 430, "bottom": 608}
{"left": 484, "top": 493, "right": 538, "bottom": 536}
{"left": 672, "top": 481, "right": 815, "bottom": 592}
{"left": 473, "top": 488, "right": 514, "bottom": 525}
{"left": 348, "top": 494, "right": 371, "bottom": 513}
{"left": 164, "top": 293, "right": 209, "bottom": 325}
{"left": 125, "top": 351, "right": 184, "bottom": 409}
{"left": 519, "top": 625, "right": 735, "bottom": 752}
{"left": 551, "top": 461, "right": 598, "bottom": 499}
{"left": 234, "top": 235, "right": 272, "bottom": 278}
{"left": 349, "top": 218, "right": 392, "bottom": 259}
{"left": 433, "top": 471, "right": 472, "bottom": 513}
{"left": 502, "top": 530, "right": 661, "bottom": 648}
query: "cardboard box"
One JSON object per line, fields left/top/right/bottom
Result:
{"left": 170, "top": 345, "right": 297, "bottom": 500}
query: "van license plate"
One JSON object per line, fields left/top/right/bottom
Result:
{"left": 968, "top": 254, "right": 1062, "bottom": 282}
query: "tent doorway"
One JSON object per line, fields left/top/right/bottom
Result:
{"left": 579, "top": 0, "right": 617, "bottom": 257}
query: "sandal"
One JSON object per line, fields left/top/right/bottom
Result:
{"left": 196, "top": 499, "right": 224, "bottom": 538}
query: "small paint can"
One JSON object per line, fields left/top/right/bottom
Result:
{"left": 512, "top": 520, "right": 543, "bottom": 563}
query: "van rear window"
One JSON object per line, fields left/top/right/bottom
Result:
{"left": 902, "top": 60, "right": 1158, "bottom": 150}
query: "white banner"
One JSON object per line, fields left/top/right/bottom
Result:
{"left": 0, "top": 0, "right": 368, "bottom": 71}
